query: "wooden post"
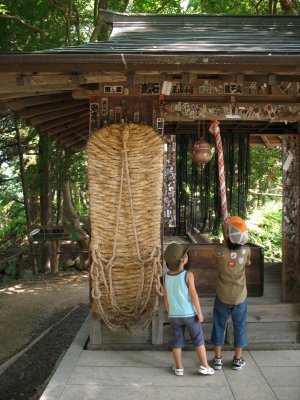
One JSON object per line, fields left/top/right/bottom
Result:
{"left": 88, "top": 313, "right": 102, "bottom": 348}
{"left": 282, "top": 129, "right": 300, "bottom": 301}
{"left": 151, "top": 298, "right": 164, "bottom": 345}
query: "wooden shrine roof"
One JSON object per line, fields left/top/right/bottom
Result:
{"left": 41, "top": 11, "right": 300, "bottom": 55}
{"left": 0, "top": 11, "right": 299, "bottom": 152}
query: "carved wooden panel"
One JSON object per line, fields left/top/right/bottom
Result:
{"left": 163, "top": 134, "right": 176, "bottom": 229}
{"left": 282, "top": 131, "right": 300, "bottom": 301}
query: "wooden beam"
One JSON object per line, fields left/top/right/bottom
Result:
{"left": 55, "top": 123, "right": 88, "bottom": 140}
{"left": 69, "top": 139, "right": 86, "bottom": 152}
{"left": 0, "top": 90, "right": 71, "bottom": 101}
{"left": 0, "top": 83, "right": 80, "bottom": 95}
{"left": 0, "top": 53, "right": 300, "bottom": 72}
{"left": 260, "top": 134, "right": 272, "bottom": 148}
{"left": 47, "top": 116, "right": 88, "bottom": 136}
{"left": 37, "top": 111, "right": 89, "bottom": 131}
{"left": 5, "top": 93, "right": 73, "bottom": 111}
{"left": 29, "top": 104, "right": 88, "bottom": 126}
{"left": 19, "top": 100, "right": 87, "bottom": 119}
{"left": 61, "top": 131, "right": 88, "bottom": 147}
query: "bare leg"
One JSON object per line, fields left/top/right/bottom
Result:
{"left": 234, "top": 347, "right": 242, "bottom": 359}
{"left": 172, "top": 348, "right": 183, "bottom": 369}
{"left": 214, "top": 345, "right": 222, "bottom": 358}
{"left": 195, "top": 345, "right": 209, "bottom": 368}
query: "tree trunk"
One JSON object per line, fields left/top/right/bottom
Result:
{"left": 62, "top": 180, "right": 89, "bottom": 270}
{"left": 39, "top": 132, "right": 51, "bottom": 273}
{"left": 50, "top": 241, "right": 59, "bottom": 273}
{"left": 15, "top": 117, "right": 38, "bottom": 275}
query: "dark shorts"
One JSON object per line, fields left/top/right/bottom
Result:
{"left": 211, "top": 296, "right": 247, "bottom": 348}
{"left": 169, "top": 315, "right": 205, "bottom": 348}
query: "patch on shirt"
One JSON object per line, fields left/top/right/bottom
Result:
{"left": 228, "top": 260, "right": 236, "bottom": 268}
{"left": 217, "top": 251, "right": 225, "bottom": 257}
{"left": 231, "top": 252, "right": 237, "bottom": 259}
{"left": 238, "top": 257, "right": 244, "bottom": 264}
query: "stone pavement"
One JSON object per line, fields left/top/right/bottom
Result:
{"left": 40, "top": 316, "right": 300, "bottom": 400}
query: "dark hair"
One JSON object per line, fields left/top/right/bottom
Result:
{"left": 226, "top": 237, "right": 242, "bottom": 250}
{"left": 166, "top": 262, "right": 179, "bottom": 272}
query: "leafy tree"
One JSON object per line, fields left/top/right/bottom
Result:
{"left": 186, "top": 0, "right": 299, "bottom": 14}
{"left": 248, "top": 147, "right": 282, "bottom": 209}
{"left": 248, "top": 202, "right": 282, "bottom": 262}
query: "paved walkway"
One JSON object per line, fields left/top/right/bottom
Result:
{"left": 40, "top": 316, "right": 300, "bottom": 400}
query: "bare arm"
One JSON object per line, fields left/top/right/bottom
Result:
{"left": 163, "top": 286, "right": 169, "bottom": 317}
{"left": 186, "top": 271, "right": 203, "bottom": 323}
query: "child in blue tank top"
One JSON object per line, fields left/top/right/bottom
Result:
{"left": 164, "top": 242, "right": 214, "bottom": 376}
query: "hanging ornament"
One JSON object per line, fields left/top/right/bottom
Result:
{"left": 191, "top": 120, "right": 212, "bottom": 164}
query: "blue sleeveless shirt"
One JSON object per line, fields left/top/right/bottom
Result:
{"left": 164, "top": 270, "right": 196, "bottom": 317}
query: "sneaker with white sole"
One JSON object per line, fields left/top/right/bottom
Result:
{"left": 213, "top": 356, "right": 223, "bottom": 370}
{"left": 172, "top": 366, "right": 184, "bottom": 376}
{"left": 232, "top": 356, "right": 246, "bottom": 370}
{"left": 198, "top": 365, "right": 215, "bottom": 375}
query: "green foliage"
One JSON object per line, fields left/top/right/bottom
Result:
{"left": 248, "top": 202, "right": 282, "bottom": 263}
{"left": 186, "top": 0, "right": 299, "bottom": 14}
{"left": 206, "top": 201, "right": 283, "bottom": 263}
{"left": 248, "top": 146, "right": 282, "bottom": 209}
{"left": 128, "top": 0, "right": 183, "bottom": 13}
{"left": 65, "top": 150, "right": 88, "bottom": 185}
{"left": 0, "top": 207, "right": 27, "bottom": 240}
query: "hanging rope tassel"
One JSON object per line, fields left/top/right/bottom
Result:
{"left": 209, "top": 120, "right": 228, "bottom": 221}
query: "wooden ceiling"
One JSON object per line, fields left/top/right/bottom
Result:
{"left": 0, "top": 11, "right": 299, "bottom": 152}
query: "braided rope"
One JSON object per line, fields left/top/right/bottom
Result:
{"left": 87, "top": 124, "right": 164, "bottom": 332}
{"left": 209, "top": 120, "right": 229, "bottom": 221}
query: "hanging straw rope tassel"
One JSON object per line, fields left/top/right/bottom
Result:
{"left": 209, "top": 120, "right": 229, "bottom": 221}
{"left": 87, "top": 124, "right": 164, "bottom": 332}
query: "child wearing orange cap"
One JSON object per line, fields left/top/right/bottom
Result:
{"left": 211, "top": 216, "right": 251, "bottom": 371}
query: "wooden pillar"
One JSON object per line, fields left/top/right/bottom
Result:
{"left": 151, "top": 298, "right": 164, "bottom": 344}
{"left": 282, "top": 128, "right": 300, "bottom": 301}
{"left": 88, "top": 313, "right": 102, "bottom": 348}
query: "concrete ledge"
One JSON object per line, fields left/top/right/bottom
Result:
{"left": 39, "top": 314, "right": 90, "bottom": 400}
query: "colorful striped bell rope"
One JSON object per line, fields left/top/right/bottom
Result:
{"left": 209, "top": 120, "right": 228, "bottom": 222}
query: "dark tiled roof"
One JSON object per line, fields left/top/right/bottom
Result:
{"left": 40, "top": 11, "right": 300, "bottom": 55}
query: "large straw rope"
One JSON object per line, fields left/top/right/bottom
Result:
{"left": 87, "top": 124, "right": 164, "bottom": 331}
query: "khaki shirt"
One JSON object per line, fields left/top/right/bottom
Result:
{"left": 214, "top": 245, "right": 251, "bottom": 305}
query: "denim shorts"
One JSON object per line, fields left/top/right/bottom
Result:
{"left": 169, "top": 315, "right": 205, "bottom": 348}
{"left": 211, "top": 296, "right": 247, "bottom": 348}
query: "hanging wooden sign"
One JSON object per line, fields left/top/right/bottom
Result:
{"left": 104, "top": 85, "right": 123, "bottom": 93}
{"left": 89, "top": 102, "right": 100, "bottom": 134}
{"left": 162, "top": 101, "right": 300, "bottom": 122}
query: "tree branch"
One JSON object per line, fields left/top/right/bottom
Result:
{"left": 74, "top": 5, "right": 81, "bottom": 42}
{"left": 0, "top": 13, "right": 45, "bottom": 35}
{"left": 155, "top": 0, "right": 175, "bottom": 13}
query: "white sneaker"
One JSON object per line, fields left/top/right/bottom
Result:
{"left": 172, "top": 366, "right": 184, "bottom": 376}
{"left": 213, "top": 356, "right": 223, "bottom": 370}
{"left": 198, "top": 365, "right": 215, "bottom": 375}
